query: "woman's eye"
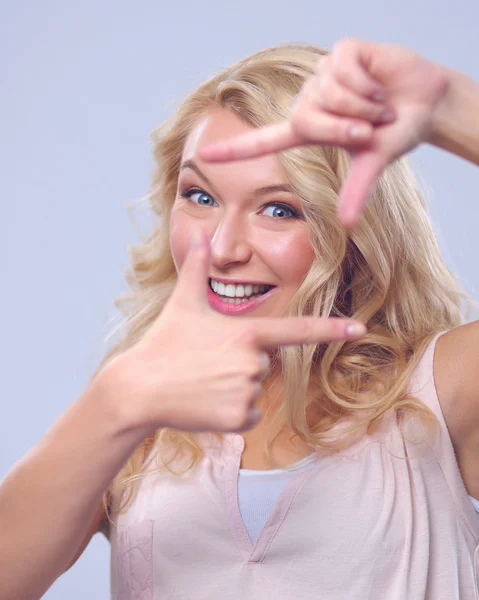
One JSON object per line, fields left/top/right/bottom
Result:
{"left": 182, "top": 189, "right": 217, "bottom": 207}
{"left": 262, "top": 203, "right": 297, "bottom": 219}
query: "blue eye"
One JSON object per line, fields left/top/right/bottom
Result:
{"left": 182, "top": 189, "right": 218, "bottom": 207}
{"left": 262, "top": 203, "right": 297, "bottom": 218}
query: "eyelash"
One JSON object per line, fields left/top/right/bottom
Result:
{"left": 180, "top": 187, "right": 300, "bottom": 219}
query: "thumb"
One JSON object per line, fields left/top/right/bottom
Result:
{"left": 172, "top": 230, "right": 211, "bottom": 309}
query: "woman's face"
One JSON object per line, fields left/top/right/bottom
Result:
{"left": 170, "top": 107, "right": 315, "bottom": 318}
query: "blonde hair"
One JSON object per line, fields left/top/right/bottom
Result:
{"left": 93, "top": 42, "right": 472, "bottom": 523}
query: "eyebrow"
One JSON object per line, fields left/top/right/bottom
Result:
{"left": 179, "top": 159, "right": 295, "bottom": 196}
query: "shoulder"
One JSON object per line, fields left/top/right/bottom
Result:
{"left": 434, "top": 321, "right": 479, "bottom": 435}
{"left": 433, "top": 322, "right": 479, "bottom": 495}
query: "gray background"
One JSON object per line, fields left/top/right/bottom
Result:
{"left": 2, "top": 1, "right": 478, "bottom": 598}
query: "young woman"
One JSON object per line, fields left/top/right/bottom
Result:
{"left": 1, "top": 39, "right": 478, "bottom": 600}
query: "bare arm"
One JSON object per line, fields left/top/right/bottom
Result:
{"left": 0, "top": 219, "right": 367, "bottom": 600}
{"left": 198, "top": 40, "right": 479, "bottom": 227}
{"left": 427, "top": 72, "right": 479, "bottom": 495}
{"left": 0, "top": 371, "right": 149, "bottom": 600}
{"left": 434, "top": 322, "right": 479, "bottom": 501}
{"left": 62, "top": 499, "right": 110, "bottom": 574}
{"left": 429, "top": 66, "right": 479, "bottom": 167}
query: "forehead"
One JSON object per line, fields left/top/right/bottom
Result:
{"left": 181, "top": 107, "right": 289, "bottom": 184}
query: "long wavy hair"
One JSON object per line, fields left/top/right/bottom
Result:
{"left": 92, "top": 42, "right": 472, "bottom": 524}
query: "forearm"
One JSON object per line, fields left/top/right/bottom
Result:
{"left": 0, "top": 373, "right": 147, "bottom": 600}
{"left": 429, "top": 65, "right": 479, "bottom": 166}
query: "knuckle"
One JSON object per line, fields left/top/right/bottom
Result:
{"left": 332, "top": 39, "right": 359, "bottom": 70}
{"left": 301, "top": 78, "right": 321, "bottom": 105}
{"left": 302, "top": 77, "right": 316, "bottom": 96}
{"left": 239, "top": 357, "right": 257, "bottom": 378}
{"left": 373, "top": 102, "right": 388, "bottom": 121}
{"left": 293, "top": 91, "right": 311, "bottom": 116}
{"left": 316, "top": 89, "right": 343, "bottom": 116}
{"left": 237, "top": 327, "right": 257, "bottom": 347}
{"left": 250, "top": 354, "right": 269, "bottom": 380}
{"left": 247, "top": 358, "right": 263, "bottom": 377}
{"left": 340, "top": 120, "right": 356, "bottom": 143}
{"left": 318, "top": 72, "right": 332, "bottom": 92}
{"left": 317, "top": 75, "right": 338, "bottom": 104}
{"left": 331, "top": 40, "right": 341, "bottom": 54}
{"left": 323, "top": 85, "right": 343, "bottom": 111}
{"left": 332, "top": 39, "right": 346, "bottom": 57}
{"left": 314, "top": 54, "right": 329, "bottom": 76}
{"left": 335, "top": 37, "right": 357, "bottom": 52}
{"left": 333, "top": 63, "right": 353, "bottom": 87}
{"left": 227, "top": 404, "right": 249, "bottom": 430}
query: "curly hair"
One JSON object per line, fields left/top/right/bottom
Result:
{"left": 90, "top": 42, "right": 471, "bottom": 525}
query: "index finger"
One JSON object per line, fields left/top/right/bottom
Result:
{"left": 250, "top": 316, "right": 366, "bottom": 349}
{"left": 198, "top": 121, "right": 301, "bottom": 162}
{"left": 337, "top": 149, "right": 386, "bottom": 228}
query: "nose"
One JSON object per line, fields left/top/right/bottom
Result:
{"left": 210, "top": 213, "right": 252, "bottom": 270}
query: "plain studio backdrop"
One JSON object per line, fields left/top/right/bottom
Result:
{"left": 1, "top": 1, "right": 479, "bottom": 598}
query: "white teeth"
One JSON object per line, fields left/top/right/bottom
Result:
{"left": 209, "top": 279, "right": 272, "bottom": 299}
{"left": 225, "top": 284, "right": 236, "bottom": 298}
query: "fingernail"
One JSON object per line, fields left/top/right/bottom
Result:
{"left": 379, "top": 108, "right": 395, "bottom": 123}
{"left": 349, "top": 124, "right": 370, "bottom": 139}
{"left": 247, "top": 407, "right": 262, "bottom": 424}
{"left": 346, "top": 323, "right": 367, "bottom": 337}
{"left": 371, "top": 90, "right": 386, "bottom": 102}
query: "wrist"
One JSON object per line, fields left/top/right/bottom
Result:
{"left": 428, "top": 65, "right": 479, "bottom": 166}
{"left": 88, "top": 354, "right": 159, "bottom": 441}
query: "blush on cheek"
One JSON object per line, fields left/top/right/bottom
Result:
{"left": 264, "top": 234, "right": 315, "bottom": 284}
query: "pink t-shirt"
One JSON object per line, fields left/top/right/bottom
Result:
{"left": 110, "top": 333, "right": 479, "bottom": 599}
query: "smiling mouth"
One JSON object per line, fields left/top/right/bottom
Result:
{"left": 208, "top": 278, "right": 275, "bottom": 303}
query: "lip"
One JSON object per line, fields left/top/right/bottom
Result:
{"left": 207, "top": 284, "right": 277, "bottom": 315}
{"left": 209, "top": 276, "right": 275, "bottom": 287}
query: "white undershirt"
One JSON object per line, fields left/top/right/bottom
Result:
{"left": 237, "top": 454, "right": 317, "bottom": 544}
{"left": 237, "top": 454, "right": 479, "bottom": 544}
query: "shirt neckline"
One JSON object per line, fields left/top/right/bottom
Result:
{"left": 239, "top": 452, "right": 317, "bottom": 476}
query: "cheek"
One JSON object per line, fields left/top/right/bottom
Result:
{"left": 262, "top": 230, "right": 315, "bottom": 284}
{"left": 169, "top": 209, "right": 195, "bottom": 272}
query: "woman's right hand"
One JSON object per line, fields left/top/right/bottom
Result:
{"left": 200, "top": 40, "right": 450, "bottom": 228}
{"left": 102, "top": 232, "right": 366, "bottom": 435}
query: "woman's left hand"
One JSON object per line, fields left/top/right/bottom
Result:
{"left": 199, "top": 39, "right": 450, "bottom": 227}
